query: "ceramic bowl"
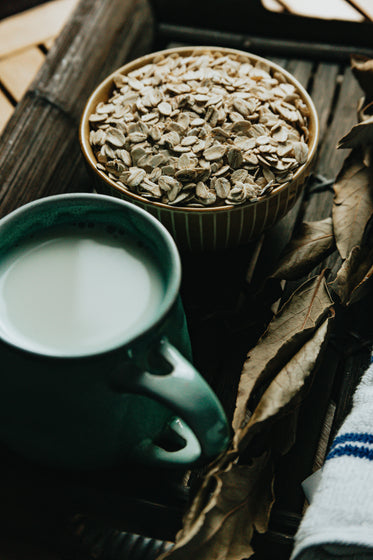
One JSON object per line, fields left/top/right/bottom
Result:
{"left": 79, "top": 46, "right": 319, "bottom": 252}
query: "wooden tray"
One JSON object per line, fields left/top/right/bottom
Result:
{"left": 1, "top": 1, "right": 373, "bottom": 559}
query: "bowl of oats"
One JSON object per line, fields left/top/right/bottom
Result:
{"left": 80, "top": 46, "right": 319, "bottom": 251}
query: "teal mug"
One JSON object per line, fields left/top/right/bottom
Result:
{"left": 0, "top": 193, "right": 230, "bottom": 470}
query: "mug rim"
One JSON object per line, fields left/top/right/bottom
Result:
{"left": 0, "top": 192, "right": 182, "bottom": 359}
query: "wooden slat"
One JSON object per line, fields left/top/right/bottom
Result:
{"left": 247, "top": 59, "right": 315, "bottom": 285}
{"left": 317, "top": 66, "right": 363, "bottom": 180}
{"left": 253, "top": 60, "right": 366, "bottom": 553}
{"left": 309, "top": 62, "right": 340, "bottom": 143}
{"left": 261, "top": 0, "right": 285, "bottom": 12}
{"left": 348, "top": 0, "right": 373, "bottom": 20}
{"left": 278, "top": 0, "right": 364, "bottom": 21}
{"left": 43, "top": 38, "right": 56, "bottom": 51}
{"left": 0, "top": 47, "right": 45, "bottom": 102}
{"left": 220, "top": 54, "right": 373, "bottom": 560}
{"left": 0, "top": 0, "right": 78, "bottom": 59}
{"left": 0, "top": 91, "right": 14, "bottom": 134}
{"left": 285, "top": 59, "right": 313, "bottom": 89}
{"left": 0, "top": 0, "right": 155, "bottom": 218}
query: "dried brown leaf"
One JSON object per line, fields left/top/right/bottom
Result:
{"left": 337, "top": 116, "right": 373, "bottom": 151}
{"left": 330, "top": 215, "right": 373, "bottom": 305}
{"left": 338, "top": 96, "right": 373, "bottom": 169}
{"left": 235, "top": 315, "right": 333, "bottom": 452}
{"left": 271, "top": 218, "right": 335, "bottom": 281}
{"left": 331, "top": 245, "right": 373, "bottom": 305}
{"left": 269, "top": 406, "right": 300, "bottom": 457}
{"left": 358, "top": 99, "right": 373, "bottom": 123}
{"left": 233, "top": 273, "right": 333, "bottom": 432}
{"left": 158, "top": 452, "right": 274, "bottom": 560}
{"left": 351, "top": 55, "right": 373, "bottom": 103}
{"left": 159, "top": 314, "right": 333, "bottom": 560}
{"left": 332, "top": 150, "right": 373, "bottom": 260}
{"left": 355, "top": 102, "right": 373, "bottom": 167}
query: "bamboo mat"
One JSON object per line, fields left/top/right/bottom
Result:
{"left": 0, "top": 0, "right": 372, "bottom": 135}
{"left": 0, "top": 0, "right": 373, "bottom": 133}
{"left": 0, "top": 0, "right": 78, "bottom": 134}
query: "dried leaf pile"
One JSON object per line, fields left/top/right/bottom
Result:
{"left": 158, "top": 56, "right": 373, "bottom": 560}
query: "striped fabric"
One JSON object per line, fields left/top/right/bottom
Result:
{"left": 292, "top": 355, "right": 373, "bottom": 559}
{"left": 327, "top": 432, "right": 373, "bottom": 461}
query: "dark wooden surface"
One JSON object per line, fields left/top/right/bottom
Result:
{"left": 1, "top": 2, "right": 373, "bottom": 559}
{"left": 0, "top": 0, "right": 154, "bottom": 218}
{"left": 152, "top": 0, "right": 373, "bottom": 56}
{"left": 175, "top": 45, "right": 372, "bottom": 559}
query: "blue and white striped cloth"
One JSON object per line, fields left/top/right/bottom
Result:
{"left": 327, "top": 432, "right": 373, "bottom": 461}
{"left": 292, "top": 356, "right": 373, "bottom": 559}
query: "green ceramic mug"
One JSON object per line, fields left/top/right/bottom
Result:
{"left": 0, "top": 193, "right": 230, "bottom": 470}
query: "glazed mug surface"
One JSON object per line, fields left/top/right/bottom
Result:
{"left": 0, "top": 193, "right": 230, "bottom": 469}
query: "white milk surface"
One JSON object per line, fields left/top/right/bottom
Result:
{"left": 0, "top": 226, "right": 164, "bottom": 356}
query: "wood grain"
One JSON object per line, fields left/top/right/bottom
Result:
{"left": 43, "top": 38, "right": 56, "bottom": 50}
{"left": 348, "top": 0, "right": 373, "bottom": 20}
{"left": 0, "top": 47, "right": 45, "bottom": 102}
{"left": 316, "top": 66, "right": 363, "bottom": 179}
{"left": 0, "top": 91, "right": 14, "bottom": 134}
{"left": 0, "top": 0, "right": 155, "bottom": 218}
{"left": 285, "top": 59, "right": 313, "bottom": 88}
{"left": 308, "top": 62, "right": 340, "bottom": 142}
{"left": 253, "top": 59, "right": 369, "bottom": 553}
{"left": 0, "top": 0, "right": 78, "bottom": 58}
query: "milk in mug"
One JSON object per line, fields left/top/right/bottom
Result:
{"left": 0, "top": 224, "right": 165, "bottom": 356}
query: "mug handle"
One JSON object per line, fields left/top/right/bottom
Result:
{"left": 112, "top": 339, "right": 230, "bottom": 467}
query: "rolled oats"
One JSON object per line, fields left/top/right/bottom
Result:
{"left": 89, "top": 50, "right": 310, "bottom": 207}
